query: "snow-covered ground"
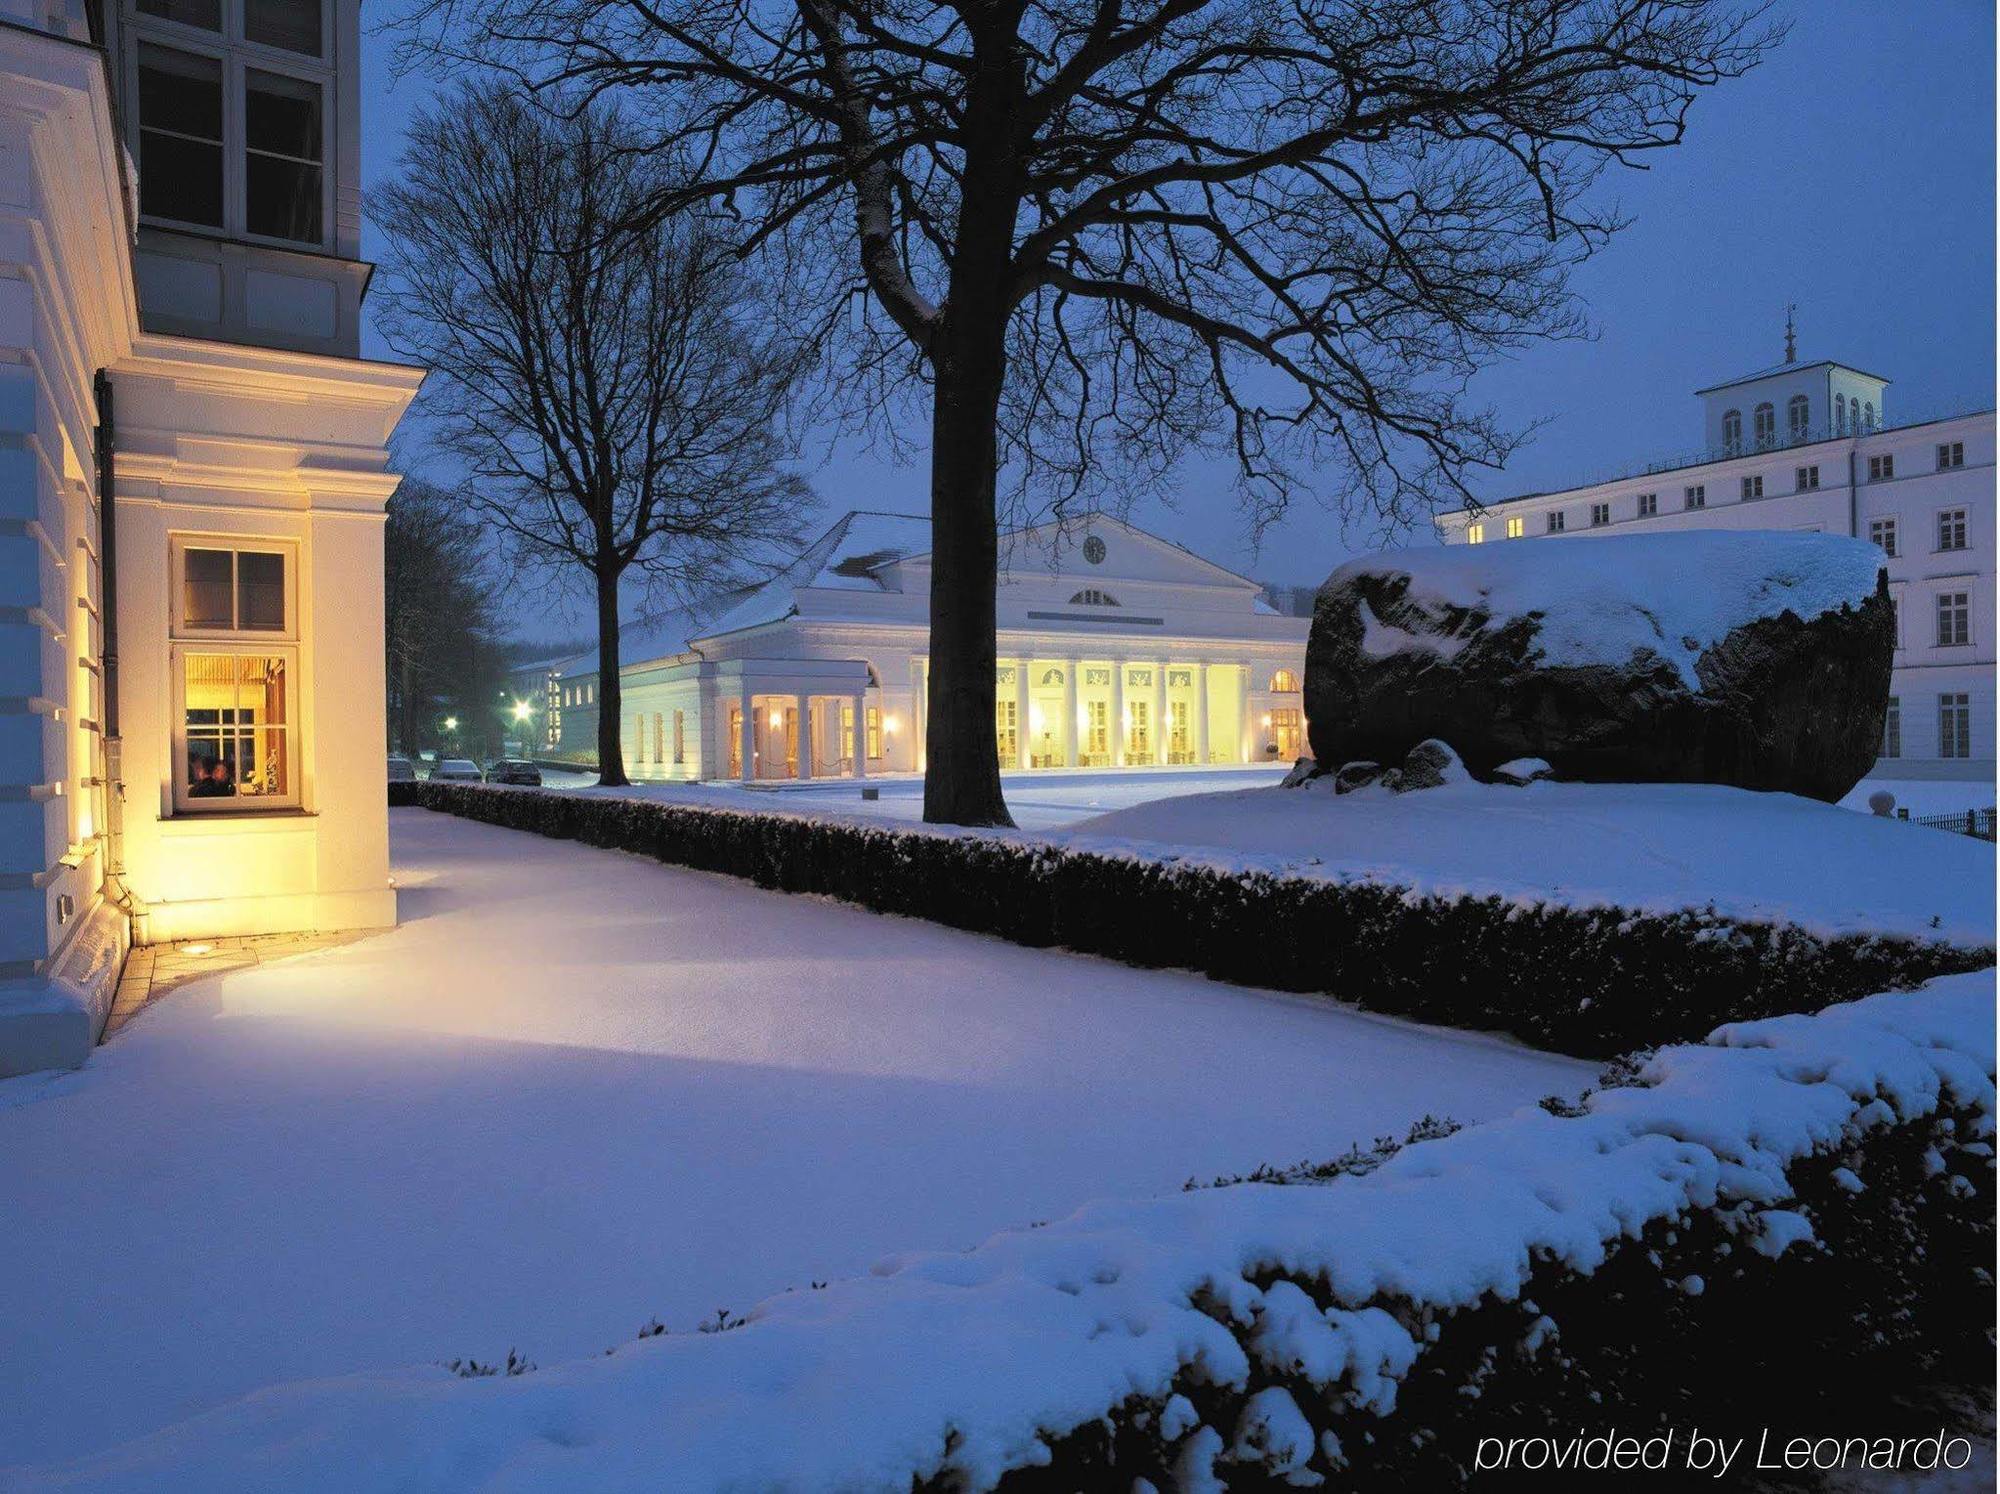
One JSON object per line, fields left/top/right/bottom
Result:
{"left": 0, "top": 810, "right": 1586, "bottom": 1470}
{"left": 1840, "top": 777, "right": 1997, "bottom": 818}
{"left": 1069, "top": 780, "right": 1995, "bottom": 947}
{"left": 540, "top": 762, "right": 1292, "bottom": 830}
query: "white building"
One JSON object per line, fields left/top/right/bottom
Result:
{"left": 0, "top": 0, "right": 418, "bottom": 1074}
{"left": 532, "top": 512, "right": 1311, "bottom": 782}
{"left": 1438, "top": 350, "right": 1994, "bottom": 785}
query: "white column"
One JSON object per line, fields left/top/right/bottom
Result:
{"left": 1152, "top": 663, "right": 1168, "bottom": 765}
{"left": 1013, "top": 660, "right": 1030, "bottom": 770}
{"left": 914, "top": 660, "right": 928, "bottom": 774}
{"left": 1062, "top": 660, "right": 1079, "bottom": 767}
{"left": 1194, "top": 663, "right": 1209, "bottom": 765}
{"left": 1109, "top": 661, "right": 1125, "bottom": 767}
{"left": 850, "top": 692, "right": 866, "bottom": 778}
{"left": 793, "top": 692, "right": 811, "bottom": 778}
{"left": 738, "top": 685, "right": 753, "bottom": 781}
{"left": 1238, "top": 662, "right": 1254, "bottom": 763}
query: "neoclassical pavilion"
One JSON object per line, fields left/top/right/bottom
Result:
{"left": 532, "top": 513, "right": 1312, "bottom": 782}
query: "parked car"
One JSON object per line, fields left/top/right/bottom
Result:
{"left": 488, "top": 760, "right": 543, "bottom": 786}
{"left": 430, "top": 758, "right": 483, "bottom": 782}
{"left": 387, "top": 754, "right": 416, "bottom": 782}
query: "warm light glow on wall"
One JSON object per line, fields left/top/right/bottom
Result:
{"left": 883, "top": 714, "right": 899, "bottom": 734}
{"left": 1261, "top": 713, "right": 1273, "bottom": 727}
{"left": 1029, "top": 705, "right": 1044, "bottom": 731}
{"left": 768, "top": 707, "right": 785, "bottom": 729}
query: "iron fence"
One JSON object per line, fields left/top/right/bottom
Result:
{"left": 1895, "top": 806, "right": 1997, "bottom": 842}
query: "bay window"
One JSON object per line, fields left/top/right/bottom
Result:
{"left": 171, "top": 540, "right": 299, "bottom": 812}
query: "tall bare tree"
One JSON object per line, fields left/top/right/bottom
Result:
{"left": 401, "top": 0, "right": 1775, "bottom": 823}
{"left": 374, "top": 83, "right": 810, "bottom": 786}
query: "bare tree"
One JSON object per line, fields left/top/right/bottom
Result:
{"left": 399, "top": 0, "right": 1775, "bottom": 824}
{"left": 385, "top": 475, "right": 507, "bottom": 757}
{"left": 374, "top": 82, "right": 810, "bottom": 786}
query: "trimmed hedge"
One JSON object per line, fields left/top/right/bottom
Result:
{"left": 388, "top": 781, "right": 1989, "bottom": 1057}
{"left": 995, "top": 1103, "right": 1995, "bottom": 1491}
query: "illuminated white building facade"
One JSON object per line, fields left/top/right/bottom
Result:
{"left": 0, "top": 0, "right": 418, "bottom": 1074}
{"left": 542, "top": 513, "right": 1311, "bottom": 782}
{"left": 1438, "top": 353, "right": 1994, "bottom": 784}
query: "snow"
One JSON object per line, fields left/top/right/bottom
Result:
{"left": 698, "top": 510, "right": 932, "bottom": 640}
{"left": 1066, "top": 779, "right": 1995, "bottom": 947}
{"left": 546, "top": 764, "right": 1293, "bottom": 832}
{"left": 1332, "top": 530, "right": 1884, "bottom": 689}
{"left": 0, "top": 809, "right": 1586, "bottom": 1472}
{"left": 10, "top": 964, "right": 1987, "bottom": 1494}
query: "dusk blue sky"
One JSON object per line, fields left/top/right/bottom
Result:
{"left": 358, "top": 0, "right": 1996, "bottom": 614}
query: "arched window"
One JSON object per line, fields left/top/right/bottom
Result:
{"left": 1068, "top": 588, "right": 1119, "bottom": 606}
{"left": 1834, "top": 394, "right": 1847, "bottom": 435}
{"left": 1270, "top": 669, "right": 1299, "bottom": 692}
{"left": 1787, "top": 395, "right": 1809, "bottom": 441}
{"left": 1752, "top": 402, "right": 1775, "bottom": 448}
{"left": 1040, "top": 667, "right": 1065, "bottom": 686}
{"left": 1722, "top": 409, "right": 1742, "bottom": 452}
{"left": 1863, "top": 401, "right": 1875, "bottom": 432}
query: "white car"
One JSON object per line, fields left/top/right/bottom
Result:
{"left": 387, "top": 754, "right": 416, "bottom": 782}
{"left": 430, "top": 758, "right": 483, "bottom": 782}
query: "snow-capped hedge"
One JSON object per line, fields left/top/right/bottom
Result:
{"left": 29, "top": 973, "right": 1992, "bottom": 1491}
{"left": 387, "top": 782, "right": 1986, "bottom": 1056}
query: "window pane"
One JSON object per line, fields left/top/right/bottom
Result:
{"left": 246, "top": 71, "right": 322, "bottom": 160}
{"left": 137, "top": 46, "right": 223, "bottom": 228}
{"left": 183, "top": 655, "right": 290, "bottom": 801}
{"left": 137, "top": 0, "right": 221, "bottom": 28}
{"left": 244, "top": 0, "right": 321, "bottom": 54}
{"left": 246, "top": 71, "right": 323, "bottom": 243}
{"left": 183, "top": 548, "right": 234, "bottom": 627}
{"left": 245, "top": 156, "right": 322, "bottom": 242}
{"left": 237, "top": 551, "right": 285, "bottom": 630}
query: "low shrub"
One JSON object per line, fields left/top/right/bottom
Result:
{"left": 388, "top": 781, "right": 1988, "bottom": 1057}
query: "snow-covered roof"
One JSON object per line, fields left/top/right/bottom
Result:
{"left": 697, "top": 511, "right": 932, "bottom": 642}
{"left": 1694, "top": 358, "right": 1889, "bottom": 396}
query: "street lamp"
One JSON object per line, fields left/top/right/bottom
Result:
{"left": 443, "top": 716, "right": 459, "bottom": 733}
{"left": 511, "top": 699, "right": 534, "bottom": 723}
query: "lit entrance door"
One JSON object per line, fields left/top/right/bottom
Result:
{"left": 1126, "top": 699, "right": 1151, "bottom": 763}
{"left": 1270, "top": 706, "right": 1304, "bottom": 760}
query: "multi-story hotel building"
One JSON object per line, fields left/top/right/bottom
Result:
{"left": 1437, "top": 349, "right": 1993, "bottom": 784}
{"left": 0, "top": 0, "right": 419, "bottom": 1074}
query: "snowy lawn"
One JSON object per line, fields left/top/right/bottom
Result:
{"left": 0, "top": 809, "right": 1587, "bottom": 1468}
{"left": 1068, "top": 779, "right": 1995, "bottom": 948}
{"left": 540, "top": 763, "right": 1291, "bottom": 830}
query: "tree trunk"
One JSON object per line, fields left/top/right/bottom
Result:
{"left": 595, "top": 562, "right": 629, "bottom": 786}
{"left": 922, "top": 307, "right": 1011, "bottom": 827}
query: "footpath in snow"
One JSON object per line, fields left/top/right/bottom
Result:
{"left": 1068, "top": 779, "right": 1996, "bottom": 949}
{"left": 0, "top": 809, "right": 1587, "bottom": 1469}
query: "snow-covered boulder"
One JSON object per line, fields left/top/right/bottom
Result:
{"left": 1491, "top": 756, "right": 1554, "bottom": 786}
{"left": 1305, "top": 532, "right": 1893, "bottom": 802}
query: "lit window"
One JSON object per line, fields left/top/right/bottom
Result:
{"left": 1546, "top": 510, "right": 1565, "bottom": 533}
{"left": 1881, "top": 697, "right": 1900, "bottom": 759}
{"left": 1937, "top": 441, "right": 1964, "bottom": 470}
{"left": 1937, "top": 508, "right": 1968, "bottom": 552}
{"left": 1936, "top": 592, "right": 1970, "bottom": 648}
{"left": 1752, "top": 402, "right": 1775, "bottom": 448}
{"left": 1787, "top": 395, "right": 1809, "bottom": 441}
{"left": 1741, "top": 475, "right": 1764, "bottom": 500}
{"left": 137, "top": 45, "right": 224, "bottom": 229}
{"left": 1868, "top": 454, "right": 1894, "bottom": 482}
{"left": 867, "top": 706, "right": 883, "bottom": 759}
{"left": 672, "top": 710, "right": 685, "bottom": 765}
{"left": 1636, "top": 493, "right": 1657, "bottom": 518}
{"left": 1505, "top": 515, "right": 1524, "bottom": 539}
{"left": 1869, "top": 518, "right": 1898, "bottom": 558}
{"left": 1795, "top": 465, "right": 1819, "bottom": 491}
{"left": 1722, "top": 409, "right": 1742, "bottom": 453}
{"left": 1684, "top": 485, "right": 1706, "bottom": 509}
{"left": 178, "top": 652, "right": 294, "bottom": 809}
{"left": 1270, "top": 669, "right": 1299, "bottom": 692}
{"left": 1589, "top": 503, "right": 1610, "bottom": 527}
{"left": 1068, "top": 589, "right": 1119, "bottom": 606}
{"left": 1465, "top": 523, "right": 1485, "bottom": 544}
{"left": 1939, "top": 693, "right": 1972, "bottom": 759}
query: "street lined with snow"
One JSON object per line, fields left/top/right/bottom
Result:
{"left": 0, "top": 809, "right": 1587, "bottom": 1469}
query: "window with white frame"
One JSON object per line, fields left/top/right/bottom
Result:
{"left": 1740, "top": 474, "right": 1763, "bottom": 500}
{"left": 1589, "top": 502, "right": 1610, "bottom": 527}
{"left": 1505, "top": 515, "right": 1524, "bottom": 539}
{"left": 1937, "top": 441, "right": 1964, "bottom": 470}
{"left": 1722, "top": 410, "right": 1741, "bottom": 452}
{"left": 126, "top": 0, "right": 331, "bottom": 249}
{"left": 1881, "top": 696, "right": 1900, "bottom": 759}
{"left": 1937, "top": 508, "right": 1968, "bottom": 552}
{"left": 1795, "top": 465, "right": 1819, "bottom": 491}
{"left": 1465, "top": 523, "right": 1485, "bottom": 544}
{"left": 672, "top": 709, "right": 685, "bottom": 765}
{"left": 1684, "top": 484, "right": 1705, "bottom": 509}
{"left": 1863, "top": 401, "right": 1875, "bottom": 431}
{"left": 1636, "top": 492, "right": 1657, "bottom": 517}
{"left": 1936, "top": 591, "right": 1970, "bottom": 647}
{"left": 171, "top": 539, "right": 298, "bottom": 811}
{"left": 1868, "top": 454, "right": 1894, "bottom": 481}
{"left": 1834, "top": 394, "right": 1847, "bottom": 434}
{"left": 1545, "top": 510, "right": 1565, "bottom": 533}
{"left": 1752, "top": 402, "right": 1775, "bottom": 448}
{"left": 1787, "top": 395, "right": 1809, "bottom": 441}
{"left": 1939, "top": 694, "right": 1971, "bottom": 760}
{"left": 1869, "top": 517, "right": 1898, "bottom": 558}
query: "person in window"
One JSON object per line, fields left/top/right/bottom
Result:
{"left": 188, "top": 757, "right": 236, "bottom": 798}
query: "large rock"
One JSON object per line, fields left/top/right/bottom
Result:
{"left": 1305, "top": 531, "right": 1894, "bottom": 802}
